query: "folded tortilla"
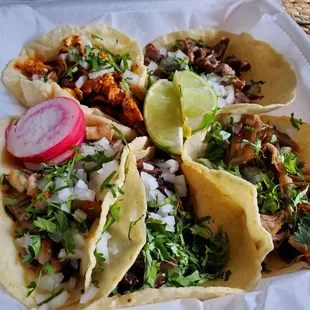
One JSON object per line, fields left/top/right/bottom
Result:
{"left": 182, "top": 114, "right": 310, "bottom": 277}
{"left": 0, "top": 106, "right": 132, "bottom": 308}
{"left": 147, "top": 28, "right": 296, "bottom": 114}
{"left": 81, "top": 136, "right": 272, "bottom": 309}
{"left": 1, "top": 23, "right": 147, "bottom": 108}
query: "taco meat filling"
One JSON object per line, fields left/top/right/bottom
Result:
{"left": 14, "top": 34, "right": 146, "bottom": 135}
{"left": 144, "top": 37, "right": 264, "bottom": 106}
{"left": 112, "top": 158, "right": 231, "bottom": 294}
{"left": 197, "top": 114, "right": 310, "bottom": 266}
{"left": 1, "top": 136, "right": 124, "bottom": 308}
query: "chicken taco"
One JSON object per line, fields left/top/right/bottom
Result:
{"left": 1, "top": 23, "right": 147, "bottom": 135}
{"left": 78, "top": 136, "right": 272, "bottom": 309}
{"left": 183, "top": 113, "right": 310, "bottom": 276}
{"left": 144, "top": 28, "right": 296, "bottom": 114}
{"left": 0, "top": 96, "right": 134, "bottom": 309}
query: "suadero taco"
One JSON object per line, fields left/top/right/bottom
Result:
{"left": 144, "top": 28, "right": 296, "bottom": 114}
{"left": 183, "top": 113, "right": 310, "bottom": 276}
{"left": 1, "top": 23, "right": 147, "bottom": 134}
{"left": 81, "top": 137, "right": 272, "bottom": 309}
{"left": 0, "top": 96, "right": 133, "bottom": 309}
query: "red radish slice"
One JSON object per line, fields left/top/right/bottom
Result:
{"left": 6, "top": 97, "right": 85, "bottom": 163}
{"left": 24, "top": 133, "right": 85, "bottom": 171}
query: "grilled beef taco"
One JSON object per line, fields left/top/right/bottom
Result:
{"left": 1, "top": 23, "right": 147, "bottom": 135}
{"left": 183, "top": 113, "right": 310, "bottom": 276}
{"left": 78, "top": 136, "right": 272, "bottom": 309}
{"left": 144, "top": 28, "right": 296, "bottom": 114}
{"left": 0, "top": 97, "right": 134, "bottom": 309}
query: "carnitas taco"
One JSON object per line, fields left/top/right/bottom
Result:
{"left": 0, "top": 96, "right": 133, "bottom": 309}
{"left": 1, "top": 23, "right": 147, "bottom": 134}
{"left": 183, "top": 113, "right": 310, "bottom": 276}
{"left": 78, "top": 137, "right": 272, "bottom": 309}
{"left": 144, "top": 28, "right": 296, "bottom": 114}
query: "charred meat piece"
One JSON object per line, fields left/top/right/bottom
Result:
{"left": 144, "top": 43, "right": 164, "bottom": 65}
{"left": 193, "top": 47, "right": 212, "bottom": 60}
{"left": 214, "top": 63, "right": 235, "bottom": 77}
{"left": 137, "top": 159, "right": 162, "bottom": 177}
{"left": 213, "top": 38, "right": 230, "bottom": 60}
{"left": 242, "top": 82, "right": 264, "bottom": 101}
{"left": 224, "top": 55, "right": 251, "bottom": 76}
{"left": 184, "top": 39, "right": 195, "bottom": 64}
{"left": 233, "top": 88, "right": 251, "bottom": 104}
{"left": 221, "top": 77, "right": 245, "bottom": 91}
{"left": 122, "top": 95, "right": 144, "bottom": 123}
{"left": 194, "top": 55, "right": 218, "bottom": 73}
{"left": 22, "top": 59, "right": 53, "bottom": 77}
{"left": 58, "top": 76, "right": 76, "bottom": 89}
{"left": 261, "top": 213, "right": 287, "bottom": 238}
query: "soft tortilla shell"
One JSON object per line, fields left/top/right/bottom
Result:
{"left": 2, "top": 23, "right": 147, "bottom": 107}
{"left": 183, "top": 114, "right": 310, "bottom": 277}
{"left": 150, "top": 28, "right": 296, "bottom": 114}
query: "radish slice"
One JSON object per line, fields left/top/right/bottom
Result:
{"left": 24, "top": 133, "right": 84, "bottom": 170}
{"left": 6, "top": 97, "right": 85, "bottom": 163}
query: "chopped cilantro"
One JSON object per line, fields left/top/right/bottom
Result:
{"left": 37, "top": 288, "right": 64, "bottom": 307}
{"left": 102, "top": 201, "right": 120, "bottom": 233}
{"left": 280, "top": 150, "right": 304, "bottom": 176}
{"left": 296, "top": 211, "right": 310, "bottom": 246}
{"left": 67, "top": 66, "right": 78, "bottom": 78}
{"left": 290, "top": 113, "right": 303, "bottom": 131}
{"left": 22, "top": 235, "right": 41, "bottom": 264}
{"left": 91, "top": 33, "right": 104, "bottom": 40}
{"left": 33, "top": 217, "right": 58, "bottom": 234}
{"left": 94, "top": 249, "right": 105, "bottom": 265}
{"left": 128, "top": 215, "right": 144, "bottom": 241}
{"left": 111, "top": 124, "right": 129, "bottom": 149}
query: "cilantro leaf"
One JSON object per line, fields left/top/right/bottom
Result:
{"left": 33, "top": 217, "right": 58, "bottom": 234}
{"left": 111, "top": 124, "right": 129, "bottom": 149}
{"left": 296, "top": 211, "right": 310, "bottom": 246}
{"left": 22, "top": 235, "right": 41, "bottom": 264}
{"left": 279, "top": 150, "right": 304, "bottom": 176}
{"left": 100, "top": 171, "right": 121, "bottom": 197}
{"left": 94, "top": 249, "right": 105, "bottom": 265}
{"left": 102, "top": 201, "right": 120, "bottom": 232}
{"left": 290, "top": 113, "right": 303, "bottom": 131}
{"left": 37, "top": 288, "right": 64, "bottom": 307}
{"left": 91, "top": 33, "right": 104, "bottom": 40}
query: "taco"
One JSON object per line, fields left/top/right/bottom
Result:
{"left": 183, "top": 113, "right": 310, "bottom": 277}
{"left": 79, "top": 136, "right": 272, "bottom": 309}
{"left": 0, "top": 96, "right": 133, "bottom": 309}
{"left": 144, "top": 28, "right": 296, "bottom": 114}
{"left": 1, "top": 23, "right": 147, "bottom": 135}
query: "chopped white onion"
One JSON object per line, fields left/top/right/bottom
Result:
{"left": 157, "top": 159, "right": 179, "bottom": 174}
{"left": 141, "top": 172, "right": 158, "bottom": 191}
{"left": 95, "top": 137, "right": 116, "bottom": 157}
{"left": 80, "top": 284, "right": 99, "bottom": 304}
{"left": 148, "top": 212, "right": 162, "bottom": 220}
{"left": 157, "top": 204, "right": 174, "bottom": 217}
{"left": 142, "top": 162, "right": 154, "bottom": 171}
{"left": 38, "top": 273, "right": 64, "bottom": 292}
{"left": 68, "top": 277, "right": 77, "bottom": 292}
{"left": 60, "top": 203, "right": 70, "bottom": 213}
{"left": 168, "top": 50, "right": 188, "bottom": 60}
{"left": 74, "top": 188, "right": 96, "bottom": 201}
{"left": 47, "top": 291, "right": 70, "bottom": 310}
{"left": 68, "top": 48, "right": 79, "bottom": 62}
{"left": 16, "top": 234, "right": 33, "bottom": 250}
{"left": 159, "top": 47, "right": 167, "bottom": 56}
{"left": 96, "top": 231, "right": 111, "bottom": 264}
{"left": 58, "top": 249, "right": 66, "bottom": 259}
{"left": 162, "top": 216, "right": 175, "bottom": 232}
{"left": 149, "top": 189, "right": 166, "bottom": 204}
{"left": 120, "top": 59, "right": 133, "bottom": 71}
{"left": 80, "top": 144, "right": 96, "bottom": 156}
{"left": 58, "top": 188, "right": 74, "bottom": 202}
{"left": 48, "top": 194, "right": 62, "bottom": 204}
{"left": 162, "top": 173, "right": 176, "bottom": 184}
{"left": 35, "top": 294, "right": 50, "bottom": 304}
{"left": 55, "top": 177, "right": 67, "bottom": 190}
{"left": 78, "top": 60, "right": 90, "bottom": 70}
{"left": 97, "top": 160, "right": 119, "bottom": 180}
{"left": 59, "top": 53, "right": 68, "bottom": 60}
{"left": 225, "top": 85, "right": 235, "bottom": 104}
{"left": 70, "top": 259, "right": 79, "bottom": 270}
{"left": 88, "top": 68, "right": 115, "bottom": 79}
{"left": 74, "top": 209, "right": 87, "bottom": 221}
{"left": 147, "top": 61, "right": 158, "bottom": 72}
{"left": 81, "top": 35, "right": 92, "bottom": 48}
{"left": 75, "top": 74, "right": 88, "bottom": 88}
{"left": 37, "top": 178, "right": 49, "bottom": 191}
{"left": 174, "top": 175, "right": 187, "bottom": 197}
{"left": 164, "top": 188, "right": 174, "bottom": 197}
{"left": 123, "top": 70, "right": 139, "bottom": 85}
{"left": 281, "top": 147, "right": 292, "bottom": 152}
{"left": 75, "top": 179, "right": 88, "bottom": 190}
{"left": 219, "top": 130, "right": 231, "bottom": 141}
{"left": 73, "top": 232, "right": 85, "bottom": 249}
{"left": 75, "top": 169, "right": 88, "bottom": 183}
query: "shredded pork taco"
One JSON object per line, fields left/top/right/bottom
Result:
{"left": 183, "top": 113, "right": 310, "bottom": 276}
{"left": 1, "top": 23, "right": 147, "bottom": 135}
{"left": 77, "top": 137, "right": 272, "bottom": 309}
{"left": 0, "top": 97, "right": 134, "bottom": 309}
{"left": 144, "top": 28, "right": 296, "bottom": 114}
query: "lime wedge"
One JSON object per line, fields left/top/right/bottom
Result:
{"left": 144, "top": 79, "right": 183, "bottom": 155}
{"left": 173, "top": 71, "right": 218, "bottom": 133}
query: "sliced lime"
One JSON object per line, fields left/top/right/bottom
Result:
{"left": 144, "top": 79, "right": 183, "bottom": 155}
{"left": 173, "top": 71, "right": 218, "bottom": 133}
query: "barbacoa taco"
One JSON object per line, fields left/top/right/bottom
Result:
{"left": 1, "top": 23, "right": 147, "bottom": 135}
{"left": 78, "top": 136, "right": 272, "bottom": 309}
{"left": 144, "top": 28, "right": 296, "bottom": 114}
{"left": 183, "top": 113, "right": 310, "bottom": 276}
{"left": 0, "top": 96, "right": 134, "bottom": 309}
